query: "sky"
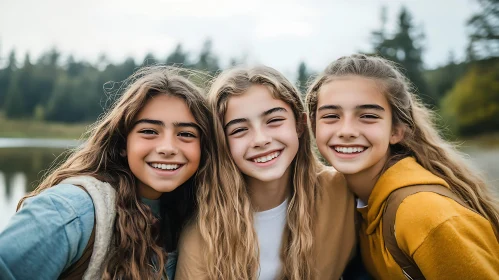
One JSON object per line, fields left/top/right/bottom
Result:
{"left": 0, "top": 0, "right": 479, "bottom": 78}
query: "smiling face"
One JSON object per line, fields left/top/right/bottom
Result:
{"left": 315, "top": 75, "right": 404, "bottom": 181}
{"left": 126, "top": 94, "right": 201, "bottom": 199}
{"left": 223, "top": 84, "right": 299, "bottom": 185}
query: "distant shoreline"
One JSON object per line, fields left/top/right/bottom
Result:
{"left": 0, "top": 138, "right": 82, "bottom": 149}
{"left": 0, "top": 116, "right": 89, "bottom": 140}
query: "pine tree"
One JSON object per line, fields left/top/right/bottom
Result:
{"left": 467, "top": 0, "right": 499, "bottom": 60}
{"left": 166, "top": 44, "right": 188, "bottom": 67}
{"left": 296, "top": 62, "right": 310, "bottom": 99}
{"left": 195, "top": 39, "right": 219, "bottom": 74}
{"left": 4, "top": 72, "right": 26, "bottom": 118}
{"left": 372, "top": 7, "right": 435, "bottom": 106}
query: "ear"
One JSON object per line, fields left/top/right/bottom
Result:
{"left": 120, "top": 149, "right": 127, "bottom": 157}
{"left": 389, "top": 124, "right": 406, "bottom": 145}
{"left": 297, "top": 112, "right": 308, "bottom": 137}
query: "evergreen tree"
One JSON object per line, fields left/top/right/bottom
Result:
{"left": 467, "top": 0, "right": 499, "bottom": 60}
{"left": 372, "top": 7, "right": 435, "bottom": 106}
{"left": 0, "top": 50, "right": 17, "bottom": 106}
{"left": 66, "top": 55, "right": 85, "bottom": 77}
{"left": 166, "top": 44, "right": 188, "bottom": 66}
{"left": 142, "top": 53, "right": 157, "bottom": 66}
{"left": 4, "top": 72, "right": 26, "bottom": 118}
{"left": 296, "top": 61, "right": 310, "bottom": 99}
{"left": 35, "top": 48, "right": 61, "bottom": 109}
{"left": 18, "top": 53, "right": 36, "bottom": 116}
{"left": 195, "top": 39, "right": 219, "bottom": 74}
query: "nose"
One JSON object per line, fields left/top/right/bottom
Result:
{"left": 251, "top": 127, "right": 272, "bottom": 148}
{"left": 337, "top": 117, "right": 359, "bottom": 139}
{"left": 156, "top": 134, "right": 178, "bottom": 156}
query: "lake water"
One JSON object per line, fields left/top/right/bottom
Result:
{"left": 0, "top": 138, "right": 498, "bottom": 231}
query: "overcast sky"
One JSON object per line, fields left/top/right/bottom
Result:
{"left": 0, "top": 0, "right": 478, "bottom": 78}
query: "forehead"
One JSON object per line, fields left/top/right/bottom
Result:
{"left": 317, "top": 76, "right": 389, "bottom": 108}
{"left": 224, "top": 84, "right": 292, "bottom": 122}
{"left": 136, "top": 94, "right": 196, "bottom": 122}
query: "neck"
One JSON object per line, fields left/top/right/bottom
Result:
{"left": 246, "top": 169, "right": 291, "bottom": 212}
{"left": 345, "top": 174, "right": 376, "bottom": 203}
{"left": 344, "top": 153, "right": 390, "bottom": 204}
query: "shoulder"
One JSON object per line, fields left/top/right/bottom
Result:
{"left": 394, "top": 190, "right": 488, "bottom": 254}
{"left": 178, "top": 219, "right": 205, "bottom": 253}
{"left": 313, "top": 167, "right": 357, "bottom": 278}
{"left": 317, "top": 165, "right": 344, "bottom": 184}
{"left": 176, "top": 219, "right": 208, "bottom": 279}
{"left": 21, "top": 184, "right": 95, "bottom": 255}
{"left": 0, "top": 184, "right": 95, "bottom": 277}
{"left": 314, "top": 165, "right": 356, "bottom": 229}
{"left": 25, "top": 184, "right": 94, "bottom": 217}
{"left": 316, "top": 166, "right": 353, "bottom": 203}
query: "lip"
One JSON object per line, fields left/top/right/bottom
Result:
{"left": 330, "top": 145, "right": 368, "bottom": 159}
{"left": 147, "top": 161, "right": 185, "bottom": 165}
{"left": 248, "top": 149, "right": 283, "bottom": 167}
{"left": 247, "top": 149, "right": 283, "bottom": 161}
{"left": 148, "top": 162, "right": 185, "bottom": 176}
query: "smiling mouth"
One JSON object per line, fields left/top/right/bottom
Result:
{"left": 250, "top": 150, "right": 282, "bottom": 163}
{"left": 148, "top": 163, "right": 184, "bottom": 171}
{"left": 333, "top": 146, "right": 366, "bottom": 154}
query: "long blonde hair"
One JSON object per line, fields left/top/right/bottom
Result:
{"left": 306, "top": 54, "right": 499, "bottom": 235}
{"left": 18, "top": 66, "right": 217, "bottom": 279}
{"left": 198, "top": 66, "right": 322, "bottom": 279}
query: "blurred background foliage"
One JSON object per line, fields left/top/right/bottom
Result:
{"left": 0, "top": 0, "right": 498, "bottom": 139}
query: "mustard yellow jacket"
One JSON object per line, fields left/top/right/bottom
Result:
{"left": 357, "top": 157, "right": 499, "bottom": 280}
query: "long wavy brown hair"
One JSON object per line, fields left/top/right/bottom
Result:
{"left": 199, "top": 65, "right": 322, "bottom": 279}
{"left": 17, "top": 66, "right": 217, "bottom": 279}
{"left": 306, "top": 54, "right": 499, "bottom": 236}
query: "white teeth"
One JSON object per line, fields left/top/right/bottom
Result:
{"left": 253, "top": 151, "right": 281, "bottom": 163}
{"left": 334, "top": 146, "right": 365, "bottom": 154}
{"left": 150, "top": 163, "right": 180, "bottom": 170}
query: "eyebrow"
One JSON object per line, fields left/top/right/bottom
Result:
{"left": 173, "top": 121, "right": 201, "bottom": 132}
{"left": 318, "top": 104, "right": 385, "bottom": 111}
{"left": 133, "top": 119, "right": 163, "bottom": 127}
{"left": 262, "top": 107, "right": 287, "bottom": 116}
{"left": 224, "top": 107, "right": 288, "bottom": 130}
{"left": 133, "top": 119, "right": 201, "bottom": 131}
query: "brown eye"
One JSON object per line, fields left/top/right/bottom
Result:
{"left": 322, "top": 114, "right": 339, "bottom": 119}
{"left": 178, "top": 132, "right": 197, "bottom": 138}
{"left": 361, "top": 114, "right": 379, "bottom": 119}
{"left": 139, "top": 129, "right": 157, "bottom": 135}
{"left": 229, "top": 128, "right": 247, "bottom": 135}
{"left": 268, "top": 118, "right": 284, "bottom": 124}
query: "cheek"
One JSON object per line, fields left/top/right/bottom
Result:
{"left": 315, "top": 124, "right": 333, "bottom": 146}
{"left": 184, "top": 141, "right": 202, "bottom": 164}
{"left": 280, "top": 121, "right": 300, "bottom": 139}
{"left": 126, "top": 137, "right": 145, "bottom": 158}
{"left": 227, "top": 137, "right": 245, "bottom": 159}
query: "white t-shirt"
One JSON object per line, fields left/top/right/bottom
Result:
{"left": 356, "top": 198, "right": 368, "bottom": 209}
{"left": 254, "top": 199, "right": 288, "bottom": 280}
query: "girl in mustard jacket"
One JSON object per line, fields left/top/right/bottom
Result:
{"left": 306, "top": 54, "right": 499, "bottom": 280}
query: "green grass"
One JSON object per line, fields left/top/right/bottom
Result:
{"left": 460, "top": 133, "right": 499, "bottom": 148}
{"left": 0, "top": 116, "right": 91, "bottom": 139}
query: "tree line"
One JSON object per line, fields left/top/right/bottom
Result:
{"left": 0, "top": 0, "right": 497, "bottom": 136}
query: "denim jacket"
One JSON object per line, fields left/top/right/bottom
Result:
{"left": 0, "top": 184, "right": 177, "bottom": 280}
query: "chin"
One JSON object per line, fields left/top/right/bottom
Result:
{"left": 250, "top": 172, "right": 286, "bottom": 183}
{"left": 329, "top": 163, "right": 362, "bottom": 175}
{"left": 153, "top": 185, "right": 181, "bottom": 193}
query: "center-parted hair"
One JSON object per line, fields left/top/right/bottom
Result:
{"left": 306, "top": 54, "right": 499, "bottom": 237}
{"left": 199, "top": 65, "right": 322, "bottom": 279}
{"left": 18, "top": 66, "right": 217, "bottom": 279}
